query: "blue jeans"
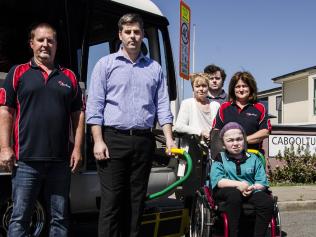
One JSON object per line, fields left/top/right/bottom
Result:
{"left": 8, "top": 161, "right": 71, "bottom": 237}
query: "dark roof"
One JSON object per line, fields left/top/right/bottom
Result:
{"left": 258, "top": 86, "right": 282, "bottom": 95}
{"left": 272, "top": 65, "right": 316, "bottom": 82}
{"left": 272, "top": 124, "right": 316, "bottom": 131}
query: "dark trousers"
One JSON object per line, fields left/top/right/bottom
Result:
{"left": 214, "top": 187, "right": 274, "bottom": 237}
{"left": 97, "top": 129, "right": 155, "bottom": 237}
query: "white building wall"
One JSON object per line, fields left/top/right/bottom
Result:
{"left": 283, "top": 78, "right": 308, "bottom": 123}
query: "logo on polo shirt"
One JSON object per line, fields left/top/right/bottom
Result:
{"left": 58, "top": 81, "right": 71, "bottom": 89}
{"left": 246, "top": 168, "right": 254, "bottom": 174}
{"left": 246, "top": 112, "right": 257, "bottom": 117}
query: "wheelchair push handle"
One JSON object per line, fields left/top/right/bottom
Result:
{"left": 168, "top": 147, "right": 185, "bottom": 155}
{"left": 147, "top": 148, "right": 193, "bottom": 200}
{"left": 247, "top": 149, "right": 266, "bottom": 169}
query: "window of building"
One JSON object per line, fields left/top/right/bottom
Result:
{"left": 314, "top": 79, "right": 316, "bottom": 115}
{"left": 276, "top": 96, "right": 282, "bottom": 111}
{"left": 276, "top": 95, "right": 282, "bottom": 123}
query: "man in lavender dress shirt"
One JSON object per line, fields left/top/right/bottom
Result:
{"left": 86, "top": 13, "right": 175, "bottom": 237}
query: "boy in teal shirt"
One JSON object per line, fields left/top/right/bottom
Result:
{"left": 210, "top": 122, "right": 273, "bottom": 237}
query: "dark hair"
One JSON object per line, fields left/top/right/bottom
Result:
{"left": 29, "top": 22, "right": 57, "bottom": 41}
{"left": 228, "top": 71, "right": 258, "bottom": 102}
{"left": 204, "top": 64, "right": 226, "bottom": 82}
{"left": 118, "top": 13, "right": 144, "bottom": 31}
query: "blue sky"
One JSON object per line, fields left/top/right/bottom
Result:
{"left": 152, "top": 0, "right": 316, "bottom": 99}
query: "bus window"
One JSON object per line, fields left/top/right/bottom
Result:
{"left": 142, "top": 38, "right": 150, "bottom": 57}
{"left": 86, "top": 37, "right": 150, "bottom": 90}
{"left": 84, "top": 42, "right": 110, "bottom": 171}
{"left": 86, "top": 42, "right": 110, "bottom": 91}
{"left": 158, "top": 29, "right": 167, "bottom": 80}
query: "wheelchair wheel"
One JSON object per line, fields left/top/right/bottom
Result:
{"left": 267, "top": 201, "right": 282, "bottom": 237}
{"left": 275, "top": 204, "right": 282, "bottom": 236}
{"left": 190, "top": 190, "right": 212, "bottom": 237}
{"left": 263, "top": 197, "right": 282, "bottom": 237}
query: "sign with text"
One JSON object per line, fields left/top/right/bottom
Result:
{"left": 268, "top": 135, "right": 316, "bottom": 157}
{"left": 179, "top": 0, "right": 191, "bottom": 80}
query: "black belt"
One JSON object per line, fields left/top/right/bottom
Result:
{"left": 104, "top": 126, "right": 153, "bottom": 136}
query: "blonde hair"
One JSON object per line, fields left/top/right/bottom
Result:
{"left": 189, "top": 73, "right": 210, "bottom": 88}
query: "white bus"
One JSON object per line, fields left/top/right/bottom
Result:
{"left": 0, "top": 0, "right": 189, "bottom": 236}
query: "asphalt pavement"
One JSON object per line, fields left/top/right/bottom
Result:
{"left": 70, "top": 185, "right": 316, "bottom": 237}
{"left": 270, "top": 185, "right": 316, "bottom": 211}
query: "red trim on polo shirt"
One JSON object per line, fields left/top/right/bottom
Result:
{"left": 212, "top": 116, "right": 217, "bottom": 128}
{"left": 0, "top": 88, "right": 6, "bottom": 105}
{"left": 267, "top": 118, "right": 272, "bottom": 131}
{"left": 41, "top": 71, "right": 49, "bottom": 81}
{"left": 219, "top": 101, "right": 231, "bottom": 122}
{"left": 253, "top": 103, "right": 266, "bottom": 124}
{"left": 13, "top": 63, "right": 30, "bottom": 91}
{"left": 35, "top": 64, "right": 50, "bottom": 81}
{"left": 61, "top": 69, "right": 78, "bottom": 97}
{"left": 14, "top": 99, "right": 21, "bottom": 160}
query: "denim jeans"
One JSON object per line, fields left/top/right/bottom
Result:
{"left": 8, "top": 161, "right": 71, "bottom": 237}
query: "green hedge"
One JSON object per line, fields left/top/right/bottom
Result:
{"left": 269, "top": 146, "right": 316, "bottom": 184}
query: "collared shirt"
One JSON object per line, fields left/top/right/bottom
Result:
{"left": 86, "top": 49, "right": 173, "bottom": 129}
{"left": 207, "top": 89, "right": 227, "bottom": 105}
{"left": 210, "top": 151, "right": 269, "bottom": 191}
{"left": 212, "top": 101, "right": 271, "bottom": 150}
{"left": 0, "top": 59, "right": 84, "bottom": 161}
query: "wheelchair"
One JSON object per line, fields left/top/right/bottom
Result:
{"left": 189, "top": 144, "right": 282, "bottom": 237}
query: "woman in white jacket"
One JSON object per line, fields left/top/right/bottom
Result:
{"left": 174, "top": 73, "right": 220, "bottom": 140}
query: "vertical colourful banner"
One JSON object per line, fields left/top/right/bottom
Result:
{"left": 179, "top": 0, "right": 191, "bottom": 80}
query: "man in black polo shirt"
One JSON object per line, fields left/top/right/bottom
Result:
{"left": 0, "top": 23, "right": 84, "bottom": 236}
